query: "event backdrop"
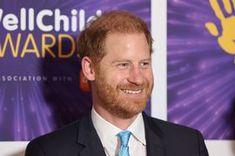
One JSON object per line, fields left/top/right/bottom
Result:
{"left": 167, "top": 0, "right": 235, "bottom": 139}
{"left": 0, "top": 0, "right": 151, "bottom": 141}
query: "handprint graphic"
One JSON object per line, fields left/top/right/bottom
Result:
{"left": 205, "top": 0, "right": 235, "bottom": 54}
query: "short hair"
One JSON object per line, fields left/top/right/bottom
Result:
{"left": 77, "top": 10, "right": 153, "bottom": 63}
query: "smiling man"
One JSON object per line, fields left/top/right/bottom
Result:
{"left": 25, "top": 11, "right": 209, "bottom": 156}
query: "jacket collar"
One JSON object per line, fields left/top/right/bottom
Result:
{"left": 76, "top": 112, "right": 166, "bottom": 156}
{"left": 143, "top": 113, "right": 166, "bottom": 156}
{"left": 76, "top": 113, "right": 106, "bottom": 156}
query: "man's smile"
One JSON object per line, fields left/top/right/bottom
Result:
{"left": 121, "top": 89, "right": 143, "bottom": 94}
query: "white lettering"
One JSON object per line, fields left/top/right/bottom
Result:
{"left": 0, "top": 8, "right": 102, "bottom": 32}
{"left": 20, "top": 8, "right": 26, "bottom": 31}
{"left": 37, "top": 9, "right": 53, "bottom": 32}
{"left": 79, "top": 9, "right": 85, "bottom": 31}
{"left": 71, "top": 9, "right": 77, "bottom": 32}
{"left": 86, "top": 9, "right": 102, "bottom": 25}
{"left": 28, "top": 8, "right": 34, "bottom": 31}
{"left": 0, "top": 9, "right": 3, "bottom": 21}
{"left": 55, "top": 9, "right": 69, "bottom": 32}
{"left": 3, "top": 14, "right": 18, "bottom": 31}
{"left": 1, "top": 75, "right": 48, "bottom": 82}
{"left": 96, "top": 10, "right": 102, "bottom": 17}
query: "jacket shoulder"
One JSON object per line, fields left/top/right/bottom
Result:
{"left": 144, "top": 116, "right": 208, "bottom": 156}
{"left": 146, "top": 116, "right": 204, "bottom": 140}
{"left": 150, "top": 117, "right": 199, "bottom": 134}
{"left": 25, "top": 120, "right": 82, "bottom": 156}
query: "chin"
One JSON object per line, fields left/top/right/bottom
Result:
{"left": 114, "top": 103, "right": 146, "bottom": 119}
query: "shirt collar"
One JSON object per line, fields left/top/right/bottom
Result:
{"left": 91, "top": 107, "right": 146, "bottom": 145}
{"left": 127, "top": 113, "right": 146, "bottom": 145}
{"left": 91, "top": 107, "right": 121, "bottom": 145}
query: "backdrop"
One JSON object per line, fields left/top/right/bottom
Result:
{"left": 167, "top": 0, "right": 235, "bottom": 140}
{"left": 0, "top": 0, "right": 151, "bottom": 141}
{"left": 0, "top": 0, "right": 235, "bottom": 155}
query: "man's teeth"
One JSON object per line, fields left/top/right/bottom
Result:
{"left": 122, "top": 89, "right": 142, "bottom": 94}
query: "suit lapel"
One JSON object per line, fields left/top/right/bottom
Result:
{"left": 143, "top": 113, "right": 166, "bottom": 156}
{"left": 75, "top": 112, "right": 166, "bottom": 156}
{"left": 76, "top": 113, "right": 106, "bottom": 156}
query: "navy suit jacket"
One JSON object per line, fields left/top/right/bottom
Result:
{"left": 25, "top": 113, "right": 209, "bottom": 156}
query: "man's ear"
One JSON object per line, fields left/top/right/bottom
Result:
{"left": 81, "top": 56, "right": 95, "bottom": 81}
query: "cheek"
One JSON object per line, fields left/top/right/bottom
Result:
{"left": 143, "top": 70, "right": 153, "bottom": 82}
{"left": 109, "top": 70, "right": 129, "bottom": 82}
{"left": 101, "top": 73, "right": 122, "bottom": 90}
{"left": 148, "top": 73, "right": 153, "bottom": 82}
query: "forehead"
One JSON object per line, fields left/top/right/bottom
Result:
{"left": 103, "top": 32, "right": 150, "bottom": 57}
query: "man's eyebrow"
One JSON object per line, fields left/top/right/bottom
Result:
{"left": 140, "top": 58, "right": 151, "bottom": 62}
{"left": 111, "top": 59, "right": 131, "bottom": 64}
{"left": 111, "top": 58, "right": 152, "bottom": 64}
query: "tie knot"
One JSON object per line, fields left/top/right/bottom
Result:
{"left": 117, "top": 130, "right": 131, "bottom": 147}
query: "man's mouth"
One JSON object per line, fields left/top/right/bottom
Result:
{"left": 121, "top": 89, "right": 143, "bottom": 94}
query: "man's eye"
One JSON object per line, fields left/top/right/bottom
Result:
{"left": 117, "top": 63, "right": 129, "bottom": 69}
{"left": 140, "top": 61, "right": 151, "bottom": 68}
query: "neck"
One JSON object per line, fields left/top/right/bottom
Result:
{"left": 93, "top": 104, "right": 138, "bottom": 130}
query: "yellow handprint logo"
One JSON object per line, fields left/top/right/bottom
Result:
{"left": 205, "top": 0, "right": 235, "bottom": 54}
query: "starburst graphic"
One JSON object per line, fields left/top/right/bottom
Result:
{"left": 167, "top": 0, "right": 235, "bottom": 139}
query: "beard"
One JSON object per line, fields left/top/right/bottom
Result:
{"left": 94, "top": 71, "right": 153, "bottom": 119}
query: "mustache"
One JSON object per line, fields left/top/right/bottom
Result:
{"left": 118, "top": 83, "right": 149, "bottom": 90}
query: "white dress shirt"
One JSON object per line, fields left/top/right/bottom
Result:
{"left": 91, "top": 107, "right": 146, "bottom": 156}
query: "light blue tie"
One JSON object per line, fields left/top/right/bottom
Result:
{"left": 117, "top": 131, "right": 131, "bottom": 156}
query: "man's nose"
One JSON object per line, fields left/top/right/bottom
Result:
{"left": 127, "top": 66, "right": 144, "bottom": 85}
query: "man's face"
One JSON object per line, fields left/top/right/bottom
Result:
{"left": 93, "top": 33, "right": 153, "bottom": 119}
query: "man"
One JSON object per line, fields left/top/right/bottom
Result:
{"left": 25, "top": 10, "right": 209, "bottom": 156}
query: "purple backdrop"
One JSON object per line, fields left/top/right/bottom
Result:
{"left": 0, "top": 0, "right": 151, "bottom": 141}
{"left": 167, "top": 0, "right": 235, "bottom": 139}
